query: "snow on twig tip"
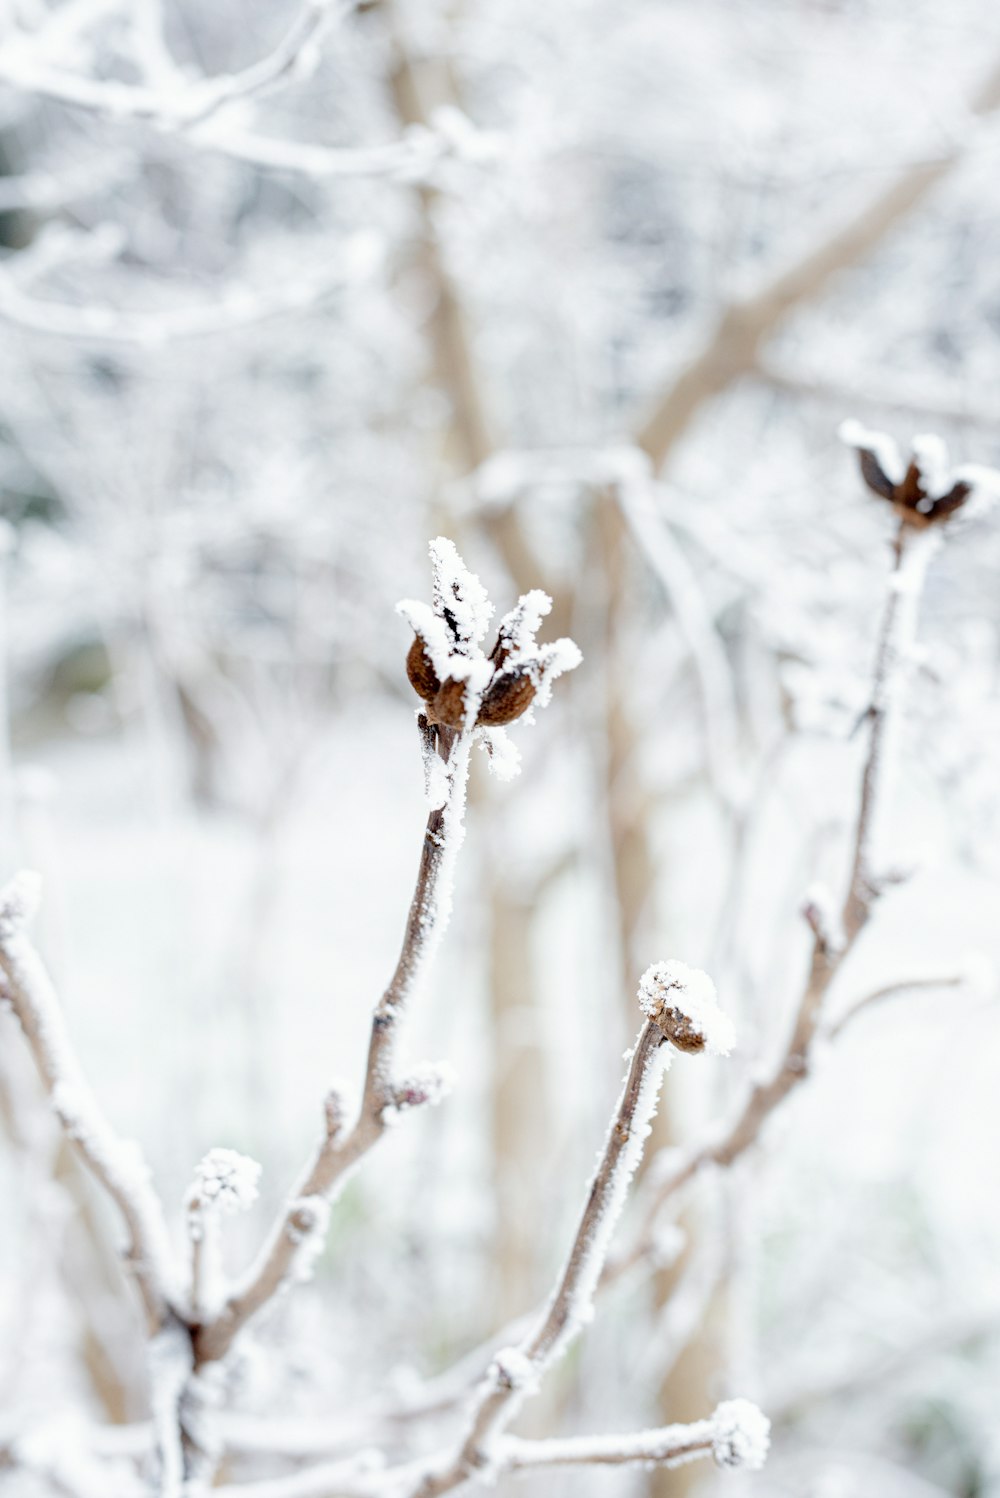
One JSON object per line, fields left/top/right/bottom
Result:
{"left": 0, "top": 870, "right": 43, "bottom": 934}
{"left": 189, "top": 1148, "right": 261, "bottom": 1216}
{"left": 710, "top": 1399, "right": 770, "bottom": 1471}
{"left": 383, "top": 1060, "right": 456, "bottom": 1122}
{"left": 638, "top": 961, "right": 735, "bottom": 1056}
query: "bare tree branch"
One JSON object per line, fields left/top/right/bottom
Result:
{"left": 634, "top": 59, "right": 1000, "bottom": 471}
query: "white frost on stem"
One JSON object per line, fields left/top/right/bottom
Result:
{"left": 0, "top": 871, "right": 176, "bottom": 1329}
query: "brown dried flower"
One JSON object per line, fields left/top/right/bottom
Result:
{"left": 397, "top": 540, "right": 581, "bottom": 742}
{"left": 839, "top": 420, "right": 1000, "bottom": 528}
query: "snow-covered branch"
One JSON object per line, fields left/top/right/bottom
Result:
{"left": 400, "top": 965, "right": 738, "bottom": 1497}
{"left": 0, "top": 872, "right": 176, "bottom": 1330}
{"left": 194, "top": 541, "right": 579, "bottom": 1367}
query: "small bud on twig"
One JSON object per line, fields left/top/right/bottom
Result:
{"left": 638, "top": 961, "right": 735, "bottom": 1056}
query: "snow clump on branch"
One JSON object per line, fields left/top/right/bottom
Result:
{"left": 639, "top": 960, "right": 735, "bottom": 1056}
{"left": 188, "top": 1148, "right": 261, "bottom": 1220}
{"left": 709, "top": 1399, "right": 771, "bottom": 1471}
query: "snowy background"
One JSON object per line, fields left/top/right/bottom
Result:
{"left": 2, "top": 1, "right": 1000, "bottom": 1495}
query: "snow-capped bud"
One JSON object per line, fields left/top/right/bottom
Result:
{"left": 710, "top": 1399, "right": 770, "bottom": 1471}
{"left": 840, "top": 420, "right": 1000, "bottom": 528}
{"left": 388, "top": 1060, "right": 456, "bottom": 1115}
{"left": 638, "top": 961, "right": 735, "bottom": 1056}
{"left": 0, "top": 870, "right": 43, "bottom": 935}
{"left": 477, "top": 663, "right": 537, "bottom": 726}
{"left": 188, "top": 1148, "right": 261, "bottom": 1217}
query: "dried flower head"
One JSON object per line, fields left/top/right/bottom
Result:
{"left": 638, "top": 960, "right": 735, "bottom": 1056}
{"left": 839, "top": 420, "right": 1000, "bottom": 527}
{"left": 398, "top": 539, "right": 581, "bottom": 743}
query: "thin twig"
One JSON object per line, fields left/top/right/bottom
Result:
{"left": 0, "top": 875, "right": 176, "bottom": 1330}
{"left": 194, "top": 720, "right": 470, "bottom": 1366}
{"left": 611, "top": 518, "right": 938, "bottom": 1280}
{"left": 404, "top": 1018, "right": 671, "bottom": 1497}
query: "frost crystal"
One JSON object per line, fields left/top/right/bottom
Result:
{"left": 428, "top": 536, "right": 493, "bottom": 656}
{"left": 476, "top": 726, "right": 522, "bottom": 781}
{"left": 710, "top": 1399, "right": 770, "bottom": 1471}
{"left": 190, "top": 1148, "right": 261, "bottom": 1216}
{"left": 638, "top": 961, "right": 735, "bottom": 1056}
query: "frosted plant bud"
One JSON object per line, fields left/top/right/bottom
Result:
{"left": 638, "top": 961, "right": 735, "bottom": 1056}
{"left": 189, "top": 1148, "right": 261, "bottom": 1216}
{"left": 0, "top": 870, "right": 43, "bottom": 934}
{"left": 398, "top": 539, "right": 580, "bottom": 736}
{"left": 839, "top": 419, "right": 1000, "bottom": 528}
{"left": 286, "top": 1195, "right": 331, "bottom": 1282}
{"left": 324, "top": 1081, "right": 352, "bottom": 1139}
{"left": 385, "top": 1061, "right": 456, "bottom": 1120}
{"left": 710, "top": 1399, "right": 770, "bottom": 1471}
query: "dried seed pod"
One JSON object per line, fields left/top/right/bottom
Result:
{"left": 653, "top": 1006, "right": 707, "bottom": 1054}
{"left": 431, "top": 678, "right": 468, "bottom": 727}
{"left": 406, "top": 636, "right": 440, "bottom": 702}
{"left": 477, "top": 667, "right": 537, "bottom": 727}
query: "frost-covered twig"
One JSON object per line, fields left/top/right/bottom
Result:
{"left": 0, "top": 873, "right": 176, "bottom": 1329}
{"left": 612, "top": 466, "right": 743, "bottom": 808}
{"left": 0, "top": 241, "right": 377, "bottom": 343}
{"left": 824, "top": 970, "right": 971, "bottom": 1041}
{"left": 186, "top": 1149, "right": 261, "bottom": 1322}
{"left": 500, "top": 1400, "right": 769, "bottom": 1474}
{"left": 193, "top": 725, "right": 470, "bottom": 1366}
{"left": 841, "top": 522, "right": 940, "bottom": 939}
{"left": 195, "top": 542, "right": 578, "bottom": 1368}
{"left": 207, "top": 1401, "right": 767, "bottom": 1497}
{"left": 0, "top": 0, "right": 352, "bottom": 128}
{"left": 148, "top": 1322, "right": 191, "bottom": 1498}
{"left": 402, "top": 966, "right": 735, "bottom": 1497}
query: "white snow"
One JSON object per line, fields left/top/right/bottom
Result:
{"left": 911, "top": 433, "right": 950, "bottom": 505}
{"left": 189, "top": 1147, "right": 261, "bottom": 1216}
{"left": 428, "top": 536, "right": 493, "bottom": 655}
{"left": 710, "top": 1398, "right": 771, "bottom": 1471}
{"left": 838, "top": 419, "right": 905, "bottom": 485}
{"left": 476, "top": 726, "right": 522, "bottom": 781}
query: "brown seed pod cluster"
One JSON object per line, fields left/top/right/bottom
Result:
{"left": 405, "top": 630, "right": 541, "bottom": 729}
{"left": 841, "top": 422, "right": 972, "bottom": 527}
